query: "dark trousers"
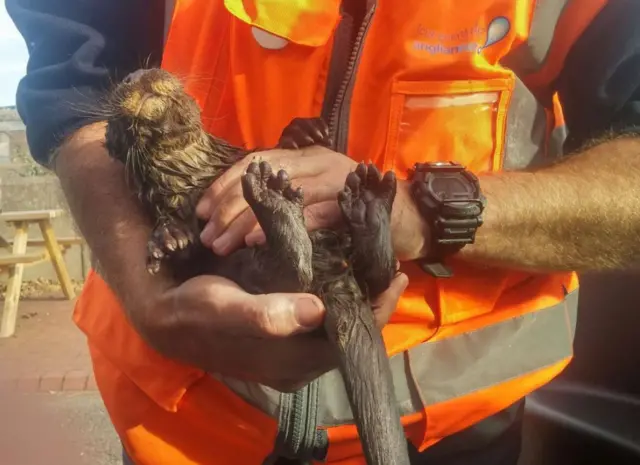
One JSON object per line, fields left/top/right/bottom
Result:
{"left": 122, "top": 400, "right": 524, "bottom": 465}
{"left": 408, "top": 400, "right": 524, "bottom": 465}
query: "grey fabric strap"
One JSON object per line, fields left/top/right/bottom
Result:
{"left": 122, "top": 446, "right": 135, "bottom": 465}
{"left": 268, "top": 379, "right": 322, "bottom": 462}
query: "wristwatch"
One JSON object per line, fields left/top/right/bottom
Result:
{"left": 409, "top": 161, "right": 486, "bottom": 278}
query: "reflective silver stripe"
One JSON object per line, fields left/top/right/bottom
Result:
{"left": 501, "top": 0, "right": 571, "bottom": 75}
{"left": 215, "top": 290, "right": 578, "bottom": 427}
{"left": 500, "top": 0, "right": 579, "bottom": 170}
{"left": 549, "top": 124, "right": 569, "bottom": 160}
{"left": 164, "top": 0, "right": 176, "bottom": 45}
{"left": 503, "top": 77, "right": 568, "bottom": 170}
{"left": 503, "top": 76, "right": 551, "bottom": 171}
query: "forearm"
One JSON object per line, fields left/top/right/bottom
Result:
{"left": 54, "top": 123, "right": 175, "bottom": 325}
{"left": 458, "top": 136, "right": 640, "bottom": 273}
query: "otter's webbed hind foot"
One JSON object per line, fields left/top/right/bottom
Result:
{"left": 240, "top": 161, "right": 313, "bottom": 292}
{"left": 338, "top": 162, "right": 398, "bottom": 298}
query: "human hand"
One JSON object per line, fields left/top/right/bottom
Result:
{"left": 196, "top": 144, "right": 430, "bottom": 261}
{"left": 136, "top": 271, "right": 408, "bottom": 392}
{"left": 387, "top": 179, "right": 431, "bottom": 261}
{"left": 196, "top": 145, "right": 357, "bottom": 256}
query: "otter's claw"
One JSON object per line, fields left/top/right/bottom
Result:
{"left": 278, "top": 117, "right": 332, "bottom": 149}
{"left": 146, "top": 220, "right": 195, "bottom": 274}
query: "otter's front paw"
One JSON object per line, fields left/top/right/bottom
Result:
{"left": 146, "top": 220, "right": 195, "bottom": 274}
{"left": 278, "top": 117, "right": 331, "bottom": 149}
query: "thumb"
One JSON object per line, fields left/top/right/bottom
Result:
{"left": 250, "top": 292, "right": 326, "bottom": 337}
{"left": 372, "top": 273, "right": 409, "bottom": 328}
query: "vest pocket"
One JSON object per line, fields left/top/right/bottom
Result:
{"left": 383, "top": 77, "right": 515, "bottom": 176}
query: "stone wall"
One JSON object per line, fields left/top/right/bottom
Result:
{"left": 0, "top": 173, "right": 88, "bottom": 282}
{"left": 0, "top": 110, "right": 88, "bottom": 285}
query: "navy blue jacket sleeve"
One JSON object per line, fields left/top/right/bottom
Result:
{"left": 556, "top": 0, "right": 640, "bottom": 152}
{"left": 5, "top": 0, "right": 164, "bottom": 165}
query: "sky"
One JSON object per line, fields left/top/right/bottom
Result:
{"left": 0, "top": 6, "right": 29, "bottom": 107}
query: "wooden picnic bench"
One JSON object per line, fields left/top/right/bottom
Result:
{"left": 0, "top": 209, "right": 84, "bottom": 338}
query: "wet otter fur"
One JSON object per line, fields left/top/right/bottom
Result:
{"left": 102, "top": 68, "right": 411, "bottom": 465}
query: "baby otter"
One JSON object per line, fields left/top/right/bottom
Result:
{"left": 103, "top": 68, "right": 411, "bottom": 465}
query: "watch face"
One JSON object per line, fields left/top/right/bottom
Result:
{"left": 429, "top": 173, "right": 476, "bottom": 201}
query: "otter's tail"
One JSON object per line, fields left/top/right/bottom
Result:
{"left": 324, "top": 291, "right": 411, "bottom": 465}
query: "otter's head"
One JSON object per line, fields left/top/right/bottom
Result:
{"left": 103, "top": 68, "right": 242, "bottom": 218}
{"left": 105, "top": 68, "right": 203, "bottom": 163}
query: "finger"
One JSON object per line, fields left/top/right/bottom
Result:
{"left": 245, "top": 226, "right": 267, "bottom": 247}
{"left": 244, "top": 200, "right": 341, "bottom": 246}
{"left": 303, "top": 201, "right": 343, "bottom": 231}
{"left": 196, "top": 167, "right": 245, "bottom": 225}
{"left": 201, "top": 160, "right": 268, "bottom": 247}
{"left": 195, "top": 153, "right": 255, "bottom": 220}
{"left": 296, "top": 180, "right": 345, "bottom": 206}
{"left": 372, "top": 273, "right": 409, "bottom": 327}
{"left": 198, "top": 157, "right": 270, "bottom": 246}
{"left": 200, "top": 153, "right": 334, "bottom": 245}
{"left": 200, "top": 180, "right": 251, "bottom": 246}
{"left": 212, "top": 209, "right": 259, "bottom": 255}
{"left": 235, "top": 180, "right": 345, "bottom": 247}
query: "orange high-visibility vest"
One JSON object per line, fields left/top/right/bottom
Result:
{"left": 74, "top": 0, "right": 607, "bottom": 464}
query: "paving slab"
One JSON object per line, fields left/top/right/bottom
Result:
{"left": 0, "top": 298, "right": 95, "bottom": 392}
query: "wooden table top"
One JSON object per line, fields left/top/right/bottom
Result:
{"left": 0, "top": 209, "right": 66, "bottom": 223}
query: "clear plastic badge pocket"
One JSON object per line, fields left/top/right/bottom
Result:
{"left": 384, "top": 78, "right": 514, "bottom": 175}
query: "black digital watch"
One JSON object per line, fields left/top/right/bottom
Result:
{"left": 409, "top": 161, "right": 486, "bottom": 278}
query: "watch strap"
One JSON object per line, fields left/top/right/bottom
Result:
{"left": 410, "top": 162, "right": 485, "bottom": 278}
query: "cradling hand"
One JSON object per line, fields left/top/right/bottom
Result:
{"left": 196, "top": 145, "right": 430, "bottom": 262}
{"left": 195, "top": 145, "right": 357, "bottom": 256}
{"left": 135, "top": 271, "right": 408, "bottom": 392}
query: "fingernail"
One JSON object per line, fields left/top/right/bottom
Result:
{"left": 246, "top": 231, "right": 266, "bottom": 246}
{"left": 195, "top": 198, "right": 211, "bottom": 218}
{"left": 212, "top": 234, "right": 230, "bottom": 254}
{"left": 294, "top": 297, "right": 324, "bottom": 328}
{"left": 200, "top": 223, "right": 216, "bottom": 244}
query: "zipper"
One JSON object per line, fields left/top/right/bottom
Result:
{"left": 301, "top": 2, "right": 378, "bottom": 460}
{"left": 326, "top": 2, "right": 377, "bottom": 153}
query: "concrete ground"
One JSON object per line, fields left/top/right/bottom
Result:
{"left": 0, "top": 298, "right": 117, "bottom": 465}
{"left": 41, "top": 391, "right": 121, "bottom": 465}
{"left": 0, "top": 298, "right": 94, "bottom": 390}
{"left": 0, "top": 389, "right": 120, "bottom": 465}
